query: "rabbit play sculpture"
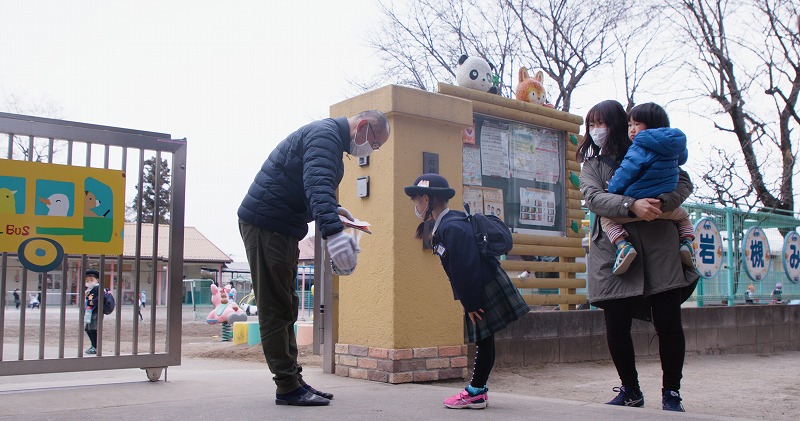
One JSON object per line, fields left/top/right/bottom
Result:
{"left": 207, "top": 284, "right": 247, "bottom": 324}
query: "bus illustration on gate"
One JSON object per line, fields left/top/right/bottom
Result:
{"left": 0, "top": 160, "right": 125, "bottom": 272}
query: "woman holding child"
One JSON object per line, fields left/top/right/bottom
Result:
{"left": 578, "top": 100, "right": 699, "bottom": 412}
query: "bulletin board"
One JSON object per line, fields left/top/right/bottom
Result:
{"left": 462, "top": 113, "right": 565, "bottom": 235}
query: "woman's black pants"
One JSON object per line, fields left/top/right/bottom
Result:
{"left": 603, "top": 288, "right": 685, "bottom": 391}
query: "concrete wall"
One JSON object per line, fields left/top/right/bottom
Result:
{"left": 331, "top": 85, "right": 473, "bottom": 349}
{"left": 491, "top": 305, "right": 800, "bottom": 367}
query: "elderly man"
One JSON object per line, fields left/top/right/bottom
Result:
{"left": 238, "top": 110, "right": 390, "bottom": 406}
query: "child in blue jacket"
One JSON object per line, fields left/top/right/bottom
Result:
{"left": 602, "top": 103, "right": 695, "bottom": 274}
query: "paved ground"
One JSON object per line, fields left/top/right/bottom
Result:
{"left": 1, "top": 306, "right": 798, "bottom": 420}
{"left": 0, "top": 357, "right": 758, "bottom": 421}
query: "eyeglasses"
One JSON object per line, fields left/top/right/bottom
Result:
{"left": 366, "top": 123, "right": 381, "bottom": 150}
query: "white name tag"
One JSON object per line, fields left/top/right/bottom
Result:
{"left": 435, "top": 244, "right": 446, "bottom": 256}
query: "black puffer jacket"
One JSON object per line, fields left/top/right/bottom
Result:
{"left": 238, "top": 117, "right": 350, "bottom": 240}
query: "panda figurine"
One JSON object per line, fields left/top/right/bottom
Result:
{"left": 455, "top": 54, "right": 499, "bottom": 94}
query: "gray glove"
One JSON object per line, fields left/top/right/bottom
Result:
{"left": 337, "top": 206, "right": 355, "bottom": 222}
{"left": 326, "top": 231, "right": 359, "bottom": 275}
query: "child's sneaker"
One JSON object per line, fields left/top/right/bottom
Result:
{"left": 443, "top": 389, "right": 487, "bottom": 409}
{"left": 612, "top": 241, "right": 637, "bottom": 275}
{"left": 606, "top": 385, "right": 644, "bottom": 407}
{"left": 662, "top": 389, "right": 685, "bottom": 412}
{"left": 679, "top": 239, "right": 695, "bottom": 267}
{"left": 85, "top": 347, "right": 96, "bottom": 355}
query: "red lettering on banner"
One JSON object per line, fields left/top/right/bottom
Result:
{"left": 5, "top": 225, "right": 30, "bottom": 236}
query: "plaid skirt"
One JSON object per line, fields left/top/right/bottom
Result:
{"left": 465, "top": 264, "right": 530, "bottom": 343}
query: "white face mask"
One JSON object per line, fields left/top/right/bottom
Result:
{"left": 414, "top": 198, "right": 426, "bottom": 220}
{"left": 590, "top": 127, "right": 608, "bottom": 148}
{"left": 349, "top": 138, "right": 373, "bottom": 157}
{"left": 349, "top": 123, "right": 375, "bottom": 158}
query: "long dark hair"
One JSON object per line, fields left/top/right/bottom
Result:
{"left": 576, "top": 100, "right": 630, "bottom": 163}
{"left": 414, "top": 194, "right": 449, "bottom": 239}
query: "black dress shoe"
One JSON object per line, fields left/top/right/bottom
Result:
{"left": 275, "top": 391, "right": 330, "bottom": 406}
{"left": 303, "top": 384, "right": 334, "bottom": 400}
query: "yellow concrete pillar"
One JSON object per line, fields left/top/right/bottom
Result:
{"left": 330, "top": 85, "right": 473, "bottom": 383}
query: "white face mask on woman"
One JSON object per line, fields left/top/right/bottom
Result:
{"left": 590, "top": 127, "right": 608, "bottom": 148}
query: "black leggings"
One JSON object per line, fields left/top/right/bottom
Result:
{"left": 603, "top": 288, "right": 685, "bottom": 391}
{"left": 470, "top": 335, "right": 495, "bottom": 388}
{"left": 85, "top": 328, "right": 97, "bottom": 348}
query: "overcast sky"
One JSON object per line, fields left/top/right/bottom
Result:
{"left": 0, "top": 0, "right": 383, "bottom": 261}
{"left": 1, "top": 1, "right": 723, "bottom": 263}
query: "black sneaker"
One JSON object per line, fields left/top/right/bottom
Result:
{"left": 606, "top": 385, "right": 644, "bottom": 407}
{"left": 662, "top": 389, "right": 685, "bottom": 412}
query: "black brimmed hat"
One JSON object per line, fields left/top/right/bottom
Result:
{"left": 85, "top": 269, "right": 100, "bottom": 279}
{"left": 404, "top": 173, "right": 456, "bottom": 199}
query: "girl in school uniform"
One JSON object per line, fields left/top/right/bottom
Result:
{"left": 405, "top": 173, "right": 529, "bottom": 410}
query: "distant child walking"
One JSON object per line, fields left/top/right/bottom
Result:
{"left": 84, "top": 269, "right": 101, "bottom": 354}
{"left": 601, "top": 103, "right": 696, "bottom": 275}
{"left": 405, "top": 174, "right": 529, "bottom": 410}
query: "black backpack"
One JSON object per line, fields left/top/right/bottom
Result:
{"left": 464, "top": 203, "right": 514, "bottom": 258}
{"left": 102, "top": 289, "right": 115, "bottom": 315}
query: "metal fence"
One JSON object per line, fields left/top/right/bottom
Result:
{"left": 0, "top": 112, "right": 186, "bottom": 380}
{"left": 682, "top": 203, "right": 799, "bottom": 306}
{"left": 585, "top": 203, "right": 800, "bottom": 306}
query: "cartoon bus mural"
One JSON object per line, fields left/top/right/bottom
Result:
{"left": 0, "top": 160, "right": 125, "bottom": 272}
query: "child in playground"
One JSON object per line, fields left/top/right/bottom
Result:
{"left": 405, "top": 174, "right": 529, "bottom": 410}
{"left": 772, "top": 283, "right": 783, "bottom": 304}
{"left": 601, "top": 103, "right": 696, "bottom": 275}
{"left": 745, "top": 285, "right": 755, "bottom": 304}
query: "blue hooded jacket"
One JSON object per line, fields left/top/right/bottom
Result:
{"left": 237, "top": 117, "right": 349, "bottom": 240}
{"left": 607, "top": 127, "right": 688, "bottom": 198}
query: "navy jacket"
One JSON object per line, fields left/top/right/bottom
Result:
{"left": 432, "top": 210, "right": 498, "bottom": 312}
{"left": 238, "top": 118, "right": 350, "bottom": 240}
{"left": 607, "top": 127, "right": 688, "bottom": 198}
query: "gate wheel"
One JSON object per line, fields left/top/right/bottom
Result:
{"left": 143, "top": 367, "right": 165, "bottom": 382}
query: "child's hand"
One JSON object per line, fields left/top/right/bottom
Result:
{"left": 468, "top": 309, "right": 485, "bottom": 325}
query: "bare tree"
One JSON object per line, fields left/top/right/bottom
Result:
{"left": 505, "top": 0, "right": 630, "bottom": 111}
{"left": 361, "top": 0, "right": 522, "bottom": 97}
{"left": 1, "top": 93, "right": 63, "bottom": 161}
{"left": 672, "top": 0, "right": 800, "bottom": 214}
{"left": 614, "top": 3, "right": 681, "bottom": 112}
{"left": 365, "top": 0, "right": 632, "bottom": 111}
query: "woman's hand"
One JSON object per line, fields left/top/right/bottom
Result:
{"left": 630, "top": 198, "right": 663, "bottom": 221}
{"left": 468, "top": 309, "right": 484, "bottom": 325}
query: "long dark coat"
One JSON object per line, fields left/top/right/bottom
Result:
{"left": 580, "top": 155, "right": 699, "bottom": 321}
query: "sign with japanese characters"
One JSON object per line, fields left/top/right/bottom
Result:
{"left": 742, "top": 226, "right": 771, "bottom": 281}
{"left": 693, "top": 217, "right": 723, "bottom": 278}
{"left": 782, "top": 231, "right": 800, "bottom": 283}
{"left": 463, "top": 113, "right": 566, "bottom": 235}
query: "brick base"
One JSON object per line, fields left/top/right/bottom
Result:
{"left": 334, "top": 343, "right": 469, "bottom": 384}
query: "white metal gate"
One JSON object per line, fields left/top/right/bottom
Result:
{"left": 0, "top": 112, "right": 186, "bottom": 380}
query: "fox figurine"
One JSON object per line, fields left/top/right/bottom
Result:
{"left": 515, "top": 67, "right": 548, "bottom": 106}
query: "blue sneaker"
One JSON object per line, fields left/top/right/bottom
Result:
{"left": 612, "top": 242, "right": 637, "bottom": 275}
{"left": 606, "top": 385, "right": 644, "bottom": 407}
{"left": 662, "top": 389, "right": 685, "bottom": 412}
